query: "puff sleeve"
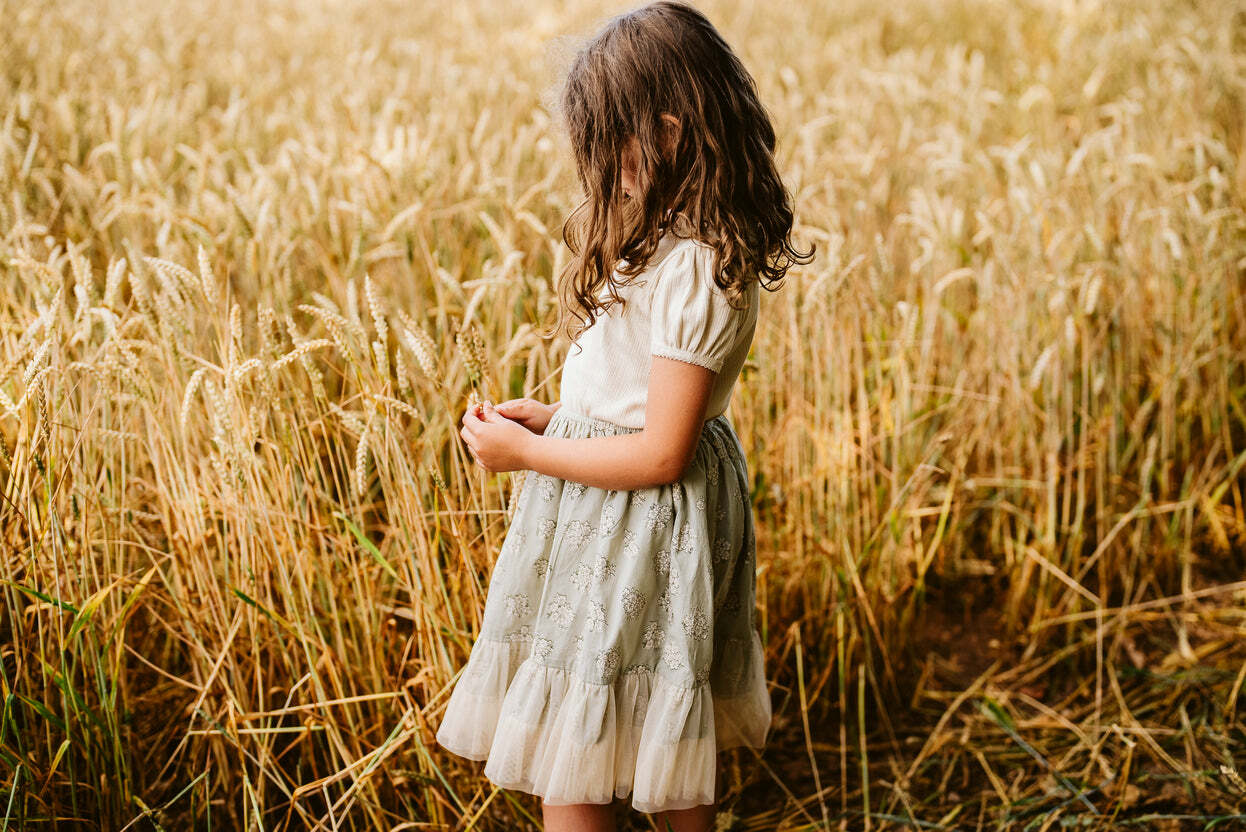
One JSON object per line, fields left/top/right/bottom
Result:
{"left": 648, "top": 242, "right": 743, "bottom": 373}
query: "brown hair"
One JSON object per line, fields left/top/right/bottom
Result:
{"left": 546, "top": 0, "right": 814, "bottom": 344}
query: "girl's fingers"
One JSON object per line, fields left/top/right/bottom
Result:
{"left": 494, "top": 399, "right": 523, "bottom": 417}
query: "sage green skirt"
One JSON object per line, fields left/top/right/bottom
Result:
{"left": 434, "top": 406, "right": 771, "bottom": 813}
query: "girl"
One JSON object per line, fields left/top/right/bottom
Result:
{"left": 435, "top": 2, "right": 812, "bottom": 830}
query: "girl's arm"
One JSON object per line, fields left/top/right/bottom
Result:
{"left": 523, "top": 357, "right": 713, "bottom": 489}
{"left": 461, "top": 357, "right": 714, "bottom": 491}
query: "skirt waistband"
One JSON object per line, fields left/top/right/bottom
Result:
{"left": 548, "top": 406, "right": 730, "bottom": 435}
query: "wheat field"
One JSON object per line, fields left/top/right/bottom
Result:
{"left": 1, "top": 0, "right": 1245, "bottom": 828}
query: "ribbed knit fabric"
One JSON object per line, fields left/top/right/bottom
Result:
{"left": 558, "top": 219, "right": 759, "bottom": 429}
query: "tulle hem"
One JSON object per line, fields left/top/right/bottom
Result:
{"left": 435, "top": 630, "right": 771, "bottom": 813}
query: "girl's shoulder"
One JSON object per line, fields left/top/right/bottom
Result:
{"left": 645, "top": 233, "right": 721, "bottom": 295}
{"left": 646, "top": 212, "right": 710, "bottom": 257}
{"left": 645, "top": 233, "right": 751, "bottom": 373}
{"left": 610, "top": 230, "right": 713, "bottom": 302}
{"left": 646, "top": 224, "right": 716, "bottom": 278}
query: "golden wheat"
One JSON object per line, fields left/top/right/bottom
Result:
{"left": 0, "top": 0, "right": 1243, "bottom": 828}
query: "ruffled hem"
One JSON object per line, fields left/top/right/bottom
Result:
{"left": 435, "top": 630, "right": 771, "bottom": 813}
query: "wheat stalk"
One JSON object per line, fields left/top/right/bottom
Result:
{"left": 455, "top": 322, "right": 486, "bottom": 391}
{"left": 196, "top": 244, "right": 220, "bottom": 307}
{"left": 284, "top": 313, "right": 328, "bottom": 401}
{"left": 180, "top": 367, "right": 209, "bottom": 434}
{"left": 354, "top": 411, "right": 373, "bottom": 499}
{"left": 374, "top": 393, "right": 420, "bottom": 421}
{"left": 103, "top": 257, "right": 126, "bottom": 309}
{"left": 394, "top": 349, "right": 413, "bottom": 397}
{"left": 143, "top": 256, "right": 194, "bottom": 306}
{"left": 364, "top": 271, "right": 388, "bottom": 345}
{"left": 271, "top": 338, "right": 335, "bottom": 370}
{"left": 298, "top": 303, "right": 356, "bottom": 363}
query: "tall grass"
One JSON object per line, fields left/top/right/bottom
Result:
{"left": 1, "top": 0, "right": 1244, "bottom": 828}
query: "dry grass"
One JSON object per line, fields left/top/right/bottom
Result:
{"left": 1, "top": 0, "right": 1245, "bottom": 828}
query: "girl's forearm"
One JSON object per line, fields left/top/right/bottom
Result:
{"left": 519, "top": 430, "right": 679, "bottom": 491}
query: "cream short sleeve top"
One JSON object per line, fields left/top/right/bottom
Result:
{"left": 557, "top": 225, "right": 760, "bottom": 429}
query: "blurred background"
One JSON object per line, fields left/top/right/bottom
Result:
{"left": 1, "top": 0, "right": 1244, "bottom": 828}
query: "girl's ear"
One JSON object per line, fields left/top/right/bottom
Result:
{"left": 659, "top": 112, "right": 681, "bottom": 161}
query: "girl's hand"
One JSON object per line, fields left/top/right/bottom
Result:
{"left": 493, "top": 398, "right": 559, "bottom": 435}
{"left": 460, "top": 401, "right": 534, "bottom": 473}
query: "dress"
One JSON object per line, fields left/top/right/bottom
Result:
{"left": 434, "top": 218, "right": 772, "bottom": 813}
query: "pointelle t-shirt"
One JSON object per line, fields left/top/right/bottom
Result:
{"left": 557, "top": 222, "right": 760, "bottom": 429}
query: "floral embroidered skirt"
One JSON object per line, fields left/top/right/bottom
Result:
{"left": 434, "top": 406, "right": 772, "bottom": 813}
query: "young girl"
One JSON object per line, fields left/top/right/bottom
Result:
{"left": 435, "top": 2, "right": 812, "bottom": 830}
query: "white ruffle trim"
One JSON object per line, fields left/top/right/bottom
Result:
{"left": 435, "top": 632, "right": 771, "bottom": 813}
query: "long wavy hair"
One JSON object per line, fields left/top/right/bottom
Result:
{"left": 545, "top": 0, "right": 814, "bottom": 345}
